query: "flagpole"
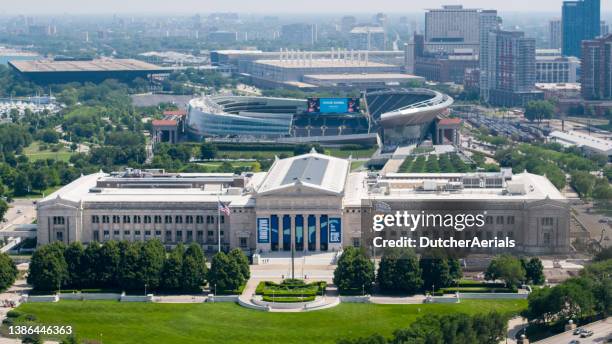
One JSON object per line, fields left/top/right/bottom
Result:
{"left": 218, "top": 197, "right": 221, "bottom": 253}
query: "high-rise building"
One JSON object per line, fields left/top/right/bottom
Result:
{"left": 207, "top": 31, "right": 238, "bottom": 44}
{"left": 549, "top": 19, "right": 562, "bottom": 49}
{"left": 340, "top": 16, "right": 356, "bottom": 34}
{"left": 348, "top": 26, "right": 386, "bottom": 50}
{"left": 601, "top": 20, "right": 610, "bottom": 36}
{"left": 280, "top": 23, "right": 318, "bottom": 46}
{"left": 581, "top": 34, "right": 612, "bottom": 100}
{"left": 373, "top": 13, "right": 387, "bottom": 27}
{"left": 425, "top": 5, "right": 480, "bottom": 45}
{"left": 562, "top": 0, "right": 600, "bottom": 57}
{"left": 536, "top": 49, "right": 580, "bottom": 83}
{"left": 486, "top": 30, "right": 543, "bottom": 107}
{"left": 479, "top": 10, "right": 501, "bottom": 102}
{"left": 413, "top": 33, "right": 425, "bottom": 59}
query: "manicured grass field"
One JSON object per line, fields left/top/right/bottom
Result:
{"left": 22, "top": 141, "right": 73, "bottom": 162}
{"left": 11, "top": 300, "right": 526, "bottom": 343}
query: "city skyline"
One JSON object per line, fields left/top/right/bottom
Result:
{"left": 1, "top": 0, "right": 611, "bottom": 15}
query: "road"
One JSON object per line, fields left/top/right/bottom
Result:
{"left": 1, "top": 199, "right": 37, "bottom": 230}
{"left": 573, "top": 203, "right": 611, "bottom": 248}
{"left": 533, "top": 317, "right": 612, "bottom": 344}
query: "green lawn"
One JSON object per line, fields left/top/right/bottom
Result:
{"left": 22, "top": 141, "right": 73, "bottom": 162}
{"left": 8, "top": 300, "right": 526, "bottom": 343}
{"left": 12, "top": 185, "right": 62, "bottom": 200}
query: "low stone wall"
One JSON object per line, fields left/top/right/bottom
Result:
{"left": 207, "top": 295, "right": 239, "bottom": 303}
{"left": 237, "top": 296, "right": 269, "bottom": 311}
{"left": 459, "top": 293, "right": 528, "bottom": 299}
{"left": 340, "top": 295, "right": 371, "bottom": 303}
{"left": 27, "top": 295, "right": 59, "bottom": 303}
{"left": 58, "top": 293, "right": 83, "bottom": 301}
{"left": 430, "top": 296, "right": 459, "bottom": 303}
{"left": 121, "top": 294, "right": 154, "bottom": 302}
{"left": 251, "top": 297, "right": 308, "bottom": 309}
{"left": 80, "top": 293, "right": 122, "bottom": 301}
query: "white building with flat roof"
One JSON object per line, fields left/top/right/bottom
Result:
{"left": 37, "top": 151, "right": 570, "bottom": 255}
{"left": 549, "top": 131, "right": 612, "bottom": 160}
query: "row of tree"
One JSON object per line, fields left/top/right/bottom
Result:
{"left": 377, "top": 249, "right": 462, "bottom": 294}
{"left": 338, "top": 311, "right": 508, "bottom": 344}
{"left": 485, "top": 255, "right": 545, "bottom": 288}
{"left": 333, "top": 247, "right": 463, "bottom": 295}
{"left": 334, "top": 248, "right": 545, "bottom": 295}
{"left": 523, "top": 258, "right": 611, "bottom": 324}
{"left": 27, "top": 240, "right": 250, "bottom": 293}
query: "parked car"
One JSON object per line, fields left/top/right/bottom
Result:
{"left": 580, "top": 330, "right": 594, "bottom": 338}
{"left": 573, "top": 328, "right": 583, "bottom": 335}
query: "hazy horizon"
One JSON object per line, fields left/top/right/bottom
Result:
{"left": 1, "top": 0, "right": 610, "bottom": 15}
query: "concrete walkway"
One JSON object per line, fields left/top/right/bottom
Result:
{"left": 501, "top": 317, "right": 528, "bottom": 344}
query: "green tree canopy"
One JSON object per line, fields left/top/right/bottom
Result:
{"left": 27, "top": 242, "right": 68, "bottom": 291}
{"left": 333, "top": 246, "right": 375, "bottom": 294}
{"left": 376, "top": 248, "right": 422, "bottom": 295}
{"left": 485, "top": 255, "right": 526, "bottom": 288}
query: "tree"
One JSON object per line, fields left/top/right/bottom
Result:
{"left": 160, "top": 244, "right": 183, "bottom": 291}
{"left": 80, "top": 241, "right": 101, "bottom": 288}
{"left": 40, "top": 129, "right": 59, "bottom": 144}
{"left": 419, "top": 254, "right": 453, "bottom": 291}
{"left": 593, "top": 178, "right": 612, "bottom": 200}
{"left": 594, "top": 246, "right": 612, "bottom": 262}
{"left": 333, "top": 246, "right": 375, "bottom": 294}
{"left": 28, "top": 243, "right": 68, "bottom": 291}
{"left": 448, "top": 257, "right": 463, "bottom": 281}
{"left": 485, "top": 255, "right": 526, "bottom": 288}
{"left": 60, "top": 335, "right": 79, "bottom": 344}
{"left": 524, "top": 257, "right": 545, "bottom": 285}
{"left": 229, "top": 248, "right": 250, "bottom": 281}
{"left": 200, "top": 142, "right": 218, "bottom": 160}
{"left": 0, "top": 199, "right": 7, "bottom": 222}
{"left": 208, "top": 251, "right": 245, "bottom": 293}
{"left": 181, "top": 244, "right": 207, "bottom": 291}
{"left": 12, "top": 172, "right": 30, "bottom": 196}
{"left": 0, "top": 252, "right": 17, "bottom": 291}
{"left": 63, "top": 242, "right": 84, "bottom": 288}
{"left": 250, "top": 161, "right": 261, "bottom": 172}
{"left": 571, "top": 171, "right": 596, "bottom": 199}
{"left": 337, "top": 334, "right": 386, "bottom": 344}
{"left": 117, "top": 241, "right": 143, "bottom": 291}
{"left": 524, "top": 100, "right": 555, "bottom": 123}
{"left": 139, "top": 239, "right": 165, "bottom": 291}
{"left": 97, "top": 241, "right": 120, "bottom": 288}
{"left": 377, "top": 248, "right": 422, "bottom": 294}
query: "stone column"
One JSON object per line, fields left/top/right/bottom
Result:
{"left": 290, "top": 215, "right": 296, "bottom": 253}
{"left": 315, "top": 215, "right": 321, "bottom": 251}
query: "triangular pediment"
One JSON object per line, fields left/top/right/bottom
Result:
{"left": 257, "top": 182, "right": 341, "bottom": 197}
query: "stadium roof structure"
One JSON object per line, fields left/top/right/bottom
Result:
{"left": 253, "top": 59, "right": 392, "bottom": 69}
{"left": 9, "top": 58, "right": 168, "bottom": 84}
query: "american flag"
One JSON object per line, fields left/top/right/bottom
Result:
{"left": 218, "top": 201, "right": 231, "bottom": 216}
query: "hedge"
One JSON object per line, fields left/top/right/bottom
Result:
{"left": 255, "top": 280, "right": 326, "bottom": 297}
{"left": 261, "top": 295, "right": 316, "bottom": 303}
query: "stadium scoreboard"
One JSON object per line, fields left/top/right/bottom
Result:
{"left": 307, "top": 97, "right": 360, "bottom": 114}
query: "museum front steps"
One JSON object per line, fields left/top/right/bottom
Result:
{"left": 254, "top": 251, "right": 340, "bottom": 266}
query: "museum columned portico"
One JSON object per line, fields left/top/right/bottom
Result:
{"left": 254, "top": 212, "right": 343, "bottom": 253}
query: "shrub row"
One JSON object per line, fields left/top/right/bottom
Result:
{"left": 261, "top": 295, "right": 316, "bottom": 303}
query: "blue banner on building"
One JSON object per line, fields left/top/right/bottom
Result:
{"left": 329, "top": 217, "right": 342, "bottom": 243}
{"left": 257, "top": 218, "right": 270, "bottom": 243}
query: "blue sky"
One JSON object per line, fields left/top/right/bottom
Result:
{"left": 1, "top": 0, "right": 610, "bottom": 14}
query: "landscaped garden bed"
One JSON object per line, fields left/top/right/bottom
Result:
{"left": 255, "top": 279, "right": 326, "bottom": 302}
